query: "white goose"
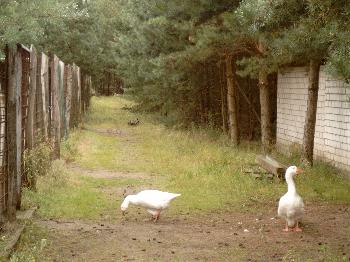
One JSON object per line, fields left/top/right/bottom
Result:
{"left": 278, "top": 166, "right": 304, "bottom": 232}
{"left": 121, "top": 190, "right": 181, "bottom": 222}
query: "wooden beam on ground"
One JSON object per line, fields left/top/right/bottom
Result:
{"left": 255, "top": 155, "right": 286, "bottom": 178}
{"left": 0, "top": 207, "right": 37, "bottom": 259}
{"left": 0, "top": 224, "right": 25, "bottom": 258}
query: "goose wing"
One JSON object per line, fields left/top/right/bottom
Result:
{"left": 136, "top": 190, "right": 181, "bottom": 210}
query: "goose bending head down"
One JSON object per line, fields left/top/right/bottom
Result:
{"left": 121, "top": 190, "right": 181, "bottom": 222}
{"left": 278, "top": 166, "right": 304, "bottom": 232}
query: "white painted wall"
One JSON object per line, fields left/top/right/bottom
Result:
{"left": 276, "top": 66, "right": 350, "bottom": 171}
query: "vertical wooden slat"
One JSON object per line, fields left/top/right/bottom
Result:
{"left": 77, "top": 66, "right": 81, "bottom": 123}
{"left": 0, "top": 49, "right": 8, "bottom": 224}
{"left": 70, "top": 64, "right": 77, "bottom": 128}
{"left": 50, "top": 55, "right": 60, "bottom": 159}
{"left": 26, "top": 46, "right": 37, "bottom": 150}
{"left": 7, "top": 46, "right": 22, "bottom": 221}
{"left": 65, "top": 65, "right": 72, "bottom": 134}
{"left": 87, "top": 75, "right": 91, "bottom": 109}
{"left": 41, "top": 53, "right": 49, "bottom": 139}
{"left": 58, "top": 61, "right": 65, "bottom": 138}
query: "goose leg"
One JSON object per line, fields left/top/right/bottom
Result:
{"left": 283, "top": 221, "right": 290, "bottom": 232}
{"left": 293, "top": 221, "right": 302, "bottom": 232}
{"left": 153, "top": 210, "right": 160, "bottom": 222}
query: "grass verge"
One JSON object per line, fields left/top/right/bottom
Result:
{"left": 22, "top": 160, "right": 130, "bottom": 220}
{"left": 59, "top": 96, "right": 350, "bottom": 214}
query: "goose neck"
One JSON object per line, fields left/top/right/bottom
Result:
{"left": 126, "top": 195, "right": 138, "bottom": 204}
{"left": 286, "top": 175, "right": 297, "bottom": 194}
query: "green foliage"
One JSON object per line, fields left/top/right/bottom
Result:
{"left": 9, "top": 223, "right": 49, "bottom": 262}
{"left": 23, "top": 142, "right": 53, "bottom": 190}
{"left": 21, "top": 159, "right": 143, "bottom": 219}
{"left": 61, "top": 131, "right": 80, "bottom": 162}
{"left": 2, "top": 0, "right": 350, "bottom": 126}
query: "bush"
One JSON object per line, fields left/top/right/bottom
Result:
{"left": 61, "top": 130, "right": 80, "bottom": 162}
{"left": 23, "top": 141, "right": 53, "bottom": 190}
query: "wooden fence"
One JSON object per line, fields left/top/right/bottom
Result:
{"left": 0, "top": 44, "right": 92, "bottom": 224}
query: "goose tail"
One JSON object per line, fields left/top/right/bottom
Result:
{"left": 168, "top": 193, "right": 181, "bottom": 200}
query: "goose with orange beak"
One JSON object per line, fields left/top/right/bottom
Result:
{"left": 121, "top": 190, "right": 181, "bottom": 222}
{"left": 278, "top": 166, "right": 305, "bottom": 232}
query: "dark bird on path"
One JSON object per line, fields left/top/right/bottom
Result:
{"left": 128, "top": 118, "right": 140, "bottom": 126}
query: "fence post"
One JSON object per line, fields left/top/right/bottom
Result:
{"left": 0, "top": 50, "right": 8, "bottom": 224}
{"left": 81, "top": 74, "right": 86, "bottom": 115}
{"left": 40, "top": 53, "right": 49, "bottom": 139}
{"left": 70, "top": 64, "right": 80, "bottom": 128}
{"left": 65, "top": 64, "right": 72, "bottom": 135}
{"left": 6, "top": 46, "right": 22, "bottom": 221}
{"left": 50, "top": 55, "right": 60, "bottom": 159}
{"left": 26, "top": 45, "right": 37, "bottom": 149}
{"left": 87, "top": 76, "right": 92, "bottom": 109}
{"left": 77, "top": 66, "right": 81, "bottom": 123}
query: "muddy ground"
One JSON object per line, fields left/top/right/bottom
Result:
{"left": 35, "top": 166, "right": 350, "bottom": 262}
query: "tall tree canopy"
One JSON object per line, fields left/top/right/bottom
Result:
{"left": 1, "top": 0, "right": 350, "bottom": 155}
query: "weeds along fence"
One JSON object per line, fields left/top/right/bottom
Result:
{"left": 0, "top": 44, "right": 92, "bottom": 224}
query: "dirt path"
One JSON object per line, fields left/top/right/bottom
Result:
{"left": 34, "top": 163, "right": 350, "bottom": 262}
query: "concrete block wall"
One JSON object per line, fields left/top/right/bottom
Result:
{"left": 277, "top": 67, "right": 308, "bottom": 146}
{"left": 276, "top": 66, "right": 350, "bottom": 171}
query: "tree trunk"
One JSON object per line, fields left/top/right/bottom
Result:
{"left": 225, "top": 54, "right": 239, "bottom": 146}
{"left": 206, "top": 64, "right": 211, "bottom": 123}
{"left": 302, "top": 59, "right": 321, "bottom": 166}
{"left": 259, "top": 70, "right": 272, "bottom": 153}
{"left": 220, "top": 61, "right": 228, "bottom": 134}
{"left": 258, "top": 40, "right": 273, "bottom": 153}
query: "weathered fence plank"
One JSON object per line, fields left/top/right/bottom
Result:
{"left": 65, "top": 64, "right": 72, "bottom": 136}
{"left": 0, "top": 53, "right": 8, "bottom": 224}
{"left": 40, "top": 53, "right": 49, "bottom": 139}
{"left": 1, "top": 43, "right": 91, "bottom": 224}
{"left": 81, "top": 74, "right": 92, "bottom": 114}
{"left": 58, "top": 61, "right": 65, "bottom": 138}
{"left": 26, "top": 45, "right": 37, "bottom": 150}
{"left": 50, "top": 55, "right": 61, "bottom": 159}
{"left": 77, "top": 66, "right": 82, "bottom": 123}
{"left": 70, "top": 64, "right": 81, "bottom": 128}
{"left": 7, "top": 46, "right": 22, "bottom": 221}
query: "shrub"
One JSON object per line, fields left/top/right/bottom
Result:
{"left": 23, "top": 141, "right": 53, "bottom": 190}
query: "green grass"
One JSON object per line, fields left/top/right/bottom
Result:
{"left": 80, "top": 176, "right": 144, "bottom": 188}
{"left": 27, "top": 96, "right": 350, "bottom": 219}
{"left": 272, "top": 151, "right": 350, "bottom": 203}
{"left": 22, "top": 161, "right": 118, "bottom": 220}
{"left": 9, "top": 223, "right": 49, "bottom": 262}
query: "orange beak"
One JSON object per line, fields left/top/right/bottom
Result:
{"left": 296, "top": 167, "right": 303, "bottom": 175}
